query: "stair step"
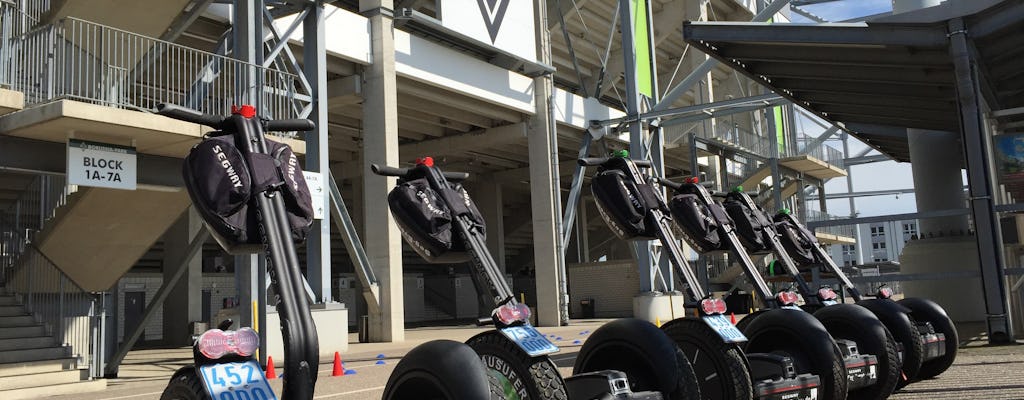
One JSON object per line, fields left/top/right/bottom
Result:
{"left": 0, "top": 325, "right": 46, "bottom": 339}
{"left": 0, "top": 369, "right": 85, "bottom": 390}
{"left": 0, "top": 297, "right": 20, "bottom": 306}
{"left": 0, "top": 346, "right": 70, "bottom": 364}
{"left": 0, "top": 305, "right": 28, "bottom": 317}
{"left": 0, "top": 337, "right": 55, "bottom": 351}
{"left": 3, "top": 378, "right": 106, "bottom": 400}
{"left": 0, "top": 358, "right": 76, "bottom": 378}
{"left": 0, "top": 316, "right": 37, "bottom": 328}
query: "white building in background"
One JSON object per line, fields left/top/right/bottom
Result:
{"left": 828, "top": 220, "right": 919, "bottom": 266}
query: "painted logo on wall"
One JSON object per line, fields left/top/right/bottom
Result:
{"left": 440, "top": 0, "right": 536, "bottom": 62}
{"left": 476, "top": 0, "right": 511, "bottom": 43}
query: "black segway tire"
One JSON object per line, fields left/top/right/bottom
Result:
{"left": 384, "top": 339, "right": 497, "bottom": 400}
{"left": 734, "top": 310, "right": 767, "bottom": 333}
{"left": 468, "top": 331, "right": 568, "bottom": 400}
{"left": 160, "top": 366, "right": 210, "bottom": 400}
{"left": 857, "top": 299, "right": 924, "bottom": 390}
{"left": 573, "top": 318, "right": 701, "bottom": 399}
{"left": 898, "top": 297, "right": 958, "bottom": 380}
{"left": 814, "top": 304, "right": 900, "bottom": 400}
{"left": 740, "top": 308, "right": 848, "bottom": 400}
{"left": 660, "top": 317, "right": 752, "bottom": 400}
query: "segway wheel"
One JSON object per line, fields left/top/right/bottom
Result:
{"left": 467, "top": 331, "right": 568, "bottom": 400}
{"left": 740, "top": 309, "right": 848, "bottom": 400}
{"left": 858, "top": 299, "right": 925, "bottom": 389}
{"left": 898, "top": 298, "right": 958, "bottom": 380}
{"left": 814, "top": 304, "right": 901, "bottom": 400}
{"left": 384, "top": 340, "right": 497, "bottom": 400}
{"left": 660, "top": 317, "right": 751, "bottom": 400}
{"left": 574, "top": 318, "right": 701, "bottom": 399}
{"left": 160, "top": 367, "right": 210, "bottom": 400}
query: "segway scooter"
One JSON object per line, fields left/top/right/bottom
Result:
{"left": 373, "top": 157, "right": 700, "bottom": 399}
{"left": 582, "top": 152, "right": 823, "bottom": 400}
{"left": 156, "top": 104, "right": 319, "bottom": 400}
{"left": 769, "top": 210, "right": 956, "bottom": 387}
{"left": 722, "top": 189, "right": 901, "bottom": 399}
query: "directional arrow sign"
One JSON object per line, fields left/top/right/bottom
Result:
{"left": 303, "top": 171, "right": 325, "bottom": 220}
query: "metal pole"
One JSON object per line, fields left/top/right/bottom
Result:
{"left": 948, "top": 18, "right": 1012, "bottom": 343}
{"left": 303, "top": 0, "right": 332, "bottom": 303}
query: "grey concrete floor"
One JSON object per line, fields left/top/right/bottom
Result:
{"left": 39, "top": 319, "right": 1024, "bottom": 400}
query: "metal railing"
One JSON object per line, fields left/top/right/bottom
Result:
{"left": 805, "top": 209, "right": 857, "bottom": 239}
{"left": 0, "top": 173, "right": 108, "bottom": 376}
{"left": 4, "top": 17, "right": 308, "bottom": 135}
{"left": 795, "top": 131, "right": 845, "bottom": 168}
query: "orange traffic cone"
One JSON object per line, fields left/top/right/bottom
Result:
{"left": 332, "top": 352, "right": 344, "bottom": 377}
{"left": 730, "top": 313, "right": 737, "bottom": 325}
{"left": 266, "top": 356, "right": 277, "bottom": 379}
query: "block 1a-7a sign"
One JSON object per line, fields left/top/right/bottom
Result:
{"left": 67, "top": 139, "right": 137, "bottom": 190}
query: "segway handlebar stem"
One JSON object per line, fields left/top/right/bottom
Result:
{"left": 157, "top": 103, "right": 315, "bottom": 133}
{"left": 370, "top": 164, "right": 470, "bottom": 182}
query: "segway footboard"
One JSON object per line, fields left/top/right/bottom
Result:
{"left": 833, "top": 339, "right": 879, "bottom": 390}
{"left": 565, "top": 371, "right": 664, "bottom": 400}
{"left": 747, "top": 354, "right": 821, "bottom": 400}
{"left": 917, "top": 322, "right": 948, "bottom": 360}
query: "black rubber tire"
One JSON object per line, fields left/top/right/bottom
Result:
{"left": 573, "top": 318, "right": 700, "bottom": 399}
{"left": 160, "top": 367, "right": 210, "bottom": 400}
{"left": 734, "top": 310, "right": 766, "bottom": 334}
{"left": 898, "top": 297, "right": 958, "bottom": 380}
{"left": 467, "top": 331, "right": 568, "bottom": 400}
{"left": 384, "top": 339, "right": 497, "bottom": 400}
{"left": 660, "top": 317, "right": 752, "bottom": 400}
{"left": 857, "top": 299, "right": 924, "bottom": 390}
{"left": 739, "top": 308, "right": 848, "bottom": 400}
{"left": 814, "top": 304, "right": 900, "bottom": 400}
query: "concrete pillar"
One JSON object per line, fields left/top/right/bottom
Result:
{"left": 162, "top": 207, "right": 203, "bottom": 346}
{"left": 907, "top": 129, "right": 969, "bottom": 236}
{"left": 360, "top": 0, "right": 403, "bottom": 342}
{"left": 304, "top": 1, "right": 332, "bottom": 304}
{"left": 473, "top": 177, "right": 506, "bottom": 273}
{"left": 529, "top": 0, "right": 563, "bottom": 327}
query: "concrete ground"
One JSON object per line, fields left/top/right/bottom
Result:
{"left": 40, "top": 319, "right": 1024, "bottom": 400}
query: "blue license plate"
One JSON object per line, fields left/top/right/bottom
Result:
{"left": 199, "top": 360, "right": 277, "bottom": 400}
{"left": 703, "top": 314, "right": 747, "bottom": 343}
{"left": 499, "top": 324, "right": 559, "bottom": 357}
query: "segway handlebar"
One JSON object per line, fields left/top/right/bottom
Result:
{"left": 577, "top": 157, "right": 652, "bottom": 168}
{"left": 157, "top": 103, "right": 315, "bottom": 132}
{"left": 157, "top": 103, "right": 226, "bottom": 129}
{"left": 370, "top": 163, "right": 470, "bottom": 181}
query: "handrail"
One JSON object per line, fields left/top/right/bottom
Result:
{"left": 3, "top": 16, "right": 309, "bottom": 137}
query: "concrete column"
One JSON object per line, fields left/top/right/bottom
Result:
{"left": 529, "top": 0, "right": 562, "bottom": 327}
{"left": 304, "top": 1, "right": 332, "bottom": 304}
{"left": 473, "top": 177, "right": 506, "bottom": 273}
{"left": 907, "top": 129, "right": 969, "bottom": 236}
{"left": 360, "top": 0, "right": 403, "bottom": 342}
{"left": 162, "top": 207, "right": 203, "bottom": 346}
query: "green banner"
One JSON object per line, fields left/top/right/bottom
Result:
{"left": 632, "top": 0, "right": 653, "bottom": 97}
{"left": 774, "top": 106, "right": 785, "bottom": 154}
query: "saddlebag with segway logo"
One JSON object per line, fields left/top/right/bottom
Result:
{"left": 723, "top": 194, "right": 771, "bottom": 253}
{"left": 591, "top": 170, "right": 660, "bottom": 240}
{"left": 773, "top": 214, "right": 817, "bottom": 266}
{"left": 667, "top": 187, "right": 726, "bottom": 253}
{"left": 182, "top": 134, "right": 314, "bottom": 254}
{"left": 388, "top": 178, "right": 485, "bottom": 263}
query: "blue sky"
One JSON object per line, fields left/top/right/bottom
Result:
{"left": 792, "top": 0, "right": 893, "bottom": 22}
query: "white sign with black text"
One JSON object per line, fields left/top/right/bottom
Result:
{"left": 67, "top": 139, "right": 137, "bottom": 190}
{"left": 439, "top": 0, "right": 536, "bottom": 62}
{"left": 303, "top": 171, "right": 325, "bottom": 220}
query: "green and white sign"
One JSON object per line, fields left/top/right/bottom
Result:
{"left": 67, "top": 139, "right": 137, "bottom": 190}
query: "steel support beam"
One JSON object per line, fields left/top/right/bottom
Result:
{"left": 800, "top": 125, "right": 840, "bottom": 154}
{"left": 328, "top": 169, "right": 379, "bottom": 313}
{"left": 562, "top": 133, "right": 593, "bottom": 247}
{"left": 948, "top": 18, "right": 1012, "bottom": 343}
{"left": 662, "top": 97, "right": 789, "bottom": 128}
{"left": 654, "top": 0, "right": 791, "bottom": 111}
{"left": 843, "top": 154, "right": 891, "bottom": 166}
{"left": 106, "top": 228, "right": 210, "bottom": 376}
{"left": 807, "top": 208, "right": 971, "bottom": 229}
{"left": 597, "top": 93, "right": 782, "bottom": 127}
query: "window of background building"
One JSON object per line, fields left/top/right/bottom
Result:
{"left": 871, "top": 226, "right": 886, "bottom": 237}
{"left": 872, "top": 242, "right": 886, "bottom": 250}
